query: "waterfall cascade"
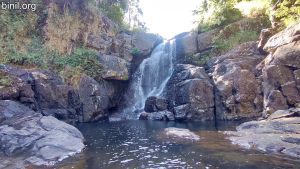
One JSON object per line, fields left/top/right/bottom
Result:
{"left": 122, "top": 40, "right": 176, "bottom": 119}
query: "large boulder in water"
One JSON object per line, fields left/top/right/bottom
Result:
{"left": 144, "top": 96, "right": 169, "bottom": 112}
{"left": 139, "top": 110, "right": 175, "bottom": 121}
{"left": 0, "top": 100, "right": 84, "bottom": 167}
{"left": 165, "top": 64, "right": 215, "bottom": 121}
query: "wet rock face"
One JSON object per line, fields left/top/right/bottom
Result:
{"left": 262, "top": 23, "right": 300, "bottom": 116}
{"left": 166, "top": 64, "right": 215, "bottom": 121}
{"left": 144, "top": 96, "right": 169, "bottom": 113}
{"left": 211, "top": 42, "right": 265, "bottom": 120}
{"left": 77, "top": 75, "right": 115, "bottom": 122}
{"left": 226, "top": 108, "right": 300, "bottom": 158}
{"left": 0, "top": 100, "right": 84, "bottom": 167}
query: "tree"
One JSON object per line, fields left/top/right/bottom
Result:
{"left": 270, "top": 0, "right": 300, "bottom": 28}
{"left": 193, "top": 0, "right": 242, "bottom": 31}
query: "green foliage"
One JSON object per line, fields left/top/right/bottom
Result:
{"left": 194, "top": 0, "right": 243, "bottom": 31}
{"left": 3, "top": 36, "right": 102, "bottom": 79}
{"left": 0, "top": 73, "right": 12, "bottom": 88}
{"left": 0, "top": 10, "right": 39, "bottom": 62}
{"left": 130, "top": 48, "right": 141, "bottom": 56}
{"left": 63, "top": 48, "right": 102, "bottom": 79}
{"left": 273, "top": 0, "right": 300, "bottom": 27}
{"left": 213, "top": 30, "right": 258, "bottom": 56}
{"left": 105, "top": 4, "right": 125, "bottom": 26}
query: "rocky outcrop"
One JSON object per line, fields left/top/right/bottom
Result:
{"left": 176, "top": 33, "right": 198, "bottom": 58}
{"left": 175, "top": 29, "right": 218, "bottom": 64}
{"left": 0, "top": 65, "right": 81, "bottom": 123}
{"left": 144, "top": 96, "right": 169, "bottom": 112}
{"left": 261, "top": 23, "right": 300, "bottom": 115}
{"left": 165, "top": 64, "right": 215, "bottom": 121}
{"left": 226, "top": 108, "right": 300, "bottom": 158}
{"left": 263, "top": 23, "right": 300, "bottom": 53}
{"left": 211, "top": 42, "right": 265, "bottom": 120}
{"left": 132, "top": 32, "right": 163, "bottom": 57}
{"left": 0, "top": 100, "right": 84, "bottom": 167}
{"left": 98, "top": 54, "right": 129, "bottom": 81}
{"left": 76, "top": 75, "right": 115, "bottom": 122}
{"left": 0, "top": 65, "right": 123, "bottom": 123}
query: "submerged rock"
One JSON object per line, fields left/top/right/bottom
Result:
{"left": 225, "top": 108, "right": 300, "bottom": 158}
{"left": 0, "top": 100, "right": 85, "bottom": 167}
{"left": 159, "top": 127, "right": 200, "bottom": 143}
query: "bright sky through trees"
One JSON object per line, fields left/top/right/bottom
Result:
{"left": 140, "top": 0, "right": 199, "bottom": 39}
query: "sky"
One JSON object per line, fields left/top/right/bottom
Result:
{"left": 139, "top": 0, "right": 199, "bottom": 39}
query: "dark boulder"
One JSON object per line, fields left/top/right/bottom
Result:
{"left": 165, "top": 64, "right": 215, "bottom": 121}
{"left": 144, "top": 96, "right": 169, "bottom": 112}
{"left": 77, "top": 75, "right": 115, "bottom": 122}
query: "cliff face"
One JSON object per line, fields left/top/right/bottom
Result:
{"left": 142, "top": 21, "right": 300, "bottom": 122}
{"left": 0, "top": 0, "right": 162, "bottom": 123}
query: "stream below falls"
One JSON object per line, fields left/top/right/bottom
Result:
{"left": 54, "top": 120, "right": 300, "bottom": 169}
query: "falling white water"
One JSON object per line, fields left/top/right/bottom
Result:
{"left": 122, "top": 40, "right": 176, "bottom": 119}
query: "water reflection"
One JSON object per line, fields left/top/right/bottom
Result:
{"left": 60, "top": 120, "right": 300, "bottom": 169}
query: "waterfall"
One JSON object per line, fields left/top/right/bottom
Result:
{"left": 122, "top": 40, "right": 176, "bottom": 119}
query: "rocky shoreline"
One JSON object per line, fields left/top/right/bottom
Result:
{"left": 225, "top": 108, "right": 300, "bottom": 158}
{"left": 0, "top": 1, "right": 300, "bottom": 167}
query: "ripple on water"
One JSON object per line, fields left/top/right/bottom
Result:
{"left": 58, "top": 120, "right": 300, "bottom": 169}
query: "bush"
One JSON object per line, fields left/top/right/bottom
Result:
{"left": 130, "top": 48, "right": 141, "bottom": 56}
{"left": 0, "top": 10, "right": 39, "bottom": 62}
{"left": 273, "top": 0, "right": 300, "bottom": 27}
{"left": 0, "top": 73, "right": 12, "bottom": 88}
{"left": 3, "top": 36, "right": 102, "bottom": 80}
{"left": 213, "top": 30, "right": 258, "bottom": 56}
